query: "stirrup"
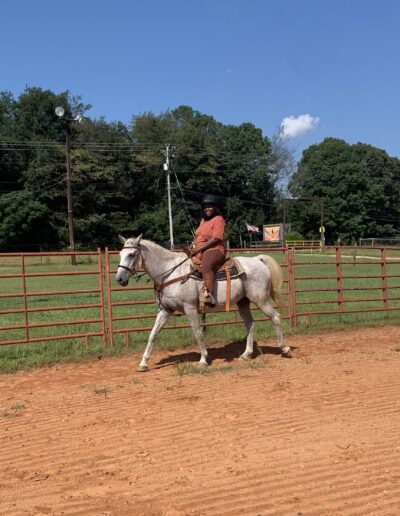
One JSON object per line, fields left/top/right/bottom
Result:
{"left": 204, "top": 292, "right": 216, "bottom": 307}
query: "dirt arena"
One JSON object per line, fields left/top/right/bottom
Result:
{"left": 1, "top": 326, "right": 400, "bottom": 516}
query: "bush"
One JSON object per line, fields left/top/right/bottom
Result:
{"left": 285, "top": 230, "right": 304, "bottom": 242}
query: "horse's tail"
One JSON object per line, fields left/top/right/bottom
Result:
{"left": 257, "top": 254, "right": 287, "bottom": 312}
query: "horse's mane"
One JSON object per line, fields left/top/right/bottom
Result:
{"left": 125, "top": 238, "right": 187, "bottom": 259}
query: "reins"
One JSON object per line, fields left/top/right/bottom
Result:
{"left": 118, "top": 244, "right": 191, "bottom": 286}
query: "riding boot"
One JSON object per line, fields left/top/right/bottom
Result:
{"left": 202, "top": 271, "right": 216, "bottom": 306}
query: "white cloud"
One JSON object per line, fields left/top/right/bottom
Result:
{"left": 280, "top": 114, "right": 320, "bottom": 139}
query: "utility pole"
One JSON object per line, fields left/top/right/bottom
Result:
{"left": 162, "top": 144, "right": 174, "bottom": 249}
{"left": 320, "top": 198, "right": 325, "bottom": 248}
{"left": 65, "top": 122, "right": 76, "bottom": 264}
{"left": 283, "top": 198, "right": 287, "bottom": 228}
{"left": 55, "top": 106, "right": 77, "bottom": 265}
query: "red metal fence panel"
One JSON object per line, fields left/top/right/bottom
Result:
{"left": 288, "top": 246, "right": 400, "bottom": 326}
{"left": 0, "top": 250, "right": 106, "bottom": 347}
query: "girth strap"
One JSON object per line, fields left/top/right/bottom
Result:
{"left": 225, "top": 264, "right": 231, "bottom": 312}
{"left": 154, "top": 273, "right": 191, "bottom": 293}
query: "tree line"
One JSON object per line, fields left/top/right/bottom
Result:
{"left": 0, "top": 87, "right": 399, "bottom": 251}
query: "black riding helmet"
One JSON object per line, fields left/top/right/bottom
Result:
{"left": 201, "top": 194, "right": 220, "bottom": 206}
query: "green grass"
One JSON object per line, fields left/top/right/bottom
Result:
{"left": 1, "top": 247, "right": 400, "bottom": 374}
{"left": 1, "top": 403, "right": 26, "bottom": 417}
{"left": 175, "top": 357, "right": 269, "bottom": 376}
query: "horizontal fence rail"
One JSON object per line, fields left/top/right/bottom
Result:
{"left": 1, "top": 245, "right": 400, "bottom": 349}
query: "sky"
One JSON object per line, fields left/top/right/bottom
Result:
{"left": 1, "top": 0, "right": 400, "bottom": 159}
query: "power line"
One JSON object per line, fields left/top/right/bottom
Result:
{"left": 169, "top": 158, "right": 196, "bottom": 237}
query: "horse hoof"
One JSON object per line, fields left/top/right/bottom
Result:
{"left": 239, "top": 354, "right": 251, "bottom": 361}
{"left": 137, "top": 365, "right": 149, "bottom": 372}
{"left": 198, "top": 361, "right": 208, "bottom": 368}
{"left": 281, "top": 346, "right": 292, "bottom": 358}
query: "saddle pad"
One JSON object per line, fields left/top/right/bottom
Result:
{"left": 190, "top": 263, "right": 243, "bottom": 282}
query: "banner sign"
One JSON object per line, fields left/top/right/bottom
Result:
{"left": 263, "top": 223, "right": 285, "bottom": 242}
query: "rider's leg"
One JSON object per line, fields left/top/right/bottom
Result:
{"left": 202, "top": 249, "right": 225, "bottom": 305}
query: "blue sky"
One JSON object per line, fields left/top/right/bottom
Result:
{"left": 1, "top": 0, "right": 400, "bottom": 159}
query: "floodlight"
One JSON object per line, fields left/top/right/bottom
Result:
{"left": 55, "top": 106, "right": 65, "bottom": 118}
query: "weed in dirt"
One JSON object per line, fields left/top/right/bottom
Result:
{"left": 93, "top": 386, "right": 110, "bottom": 397}
{"left": 299, "top": 356, "right": 312, "bottom": 364}
{"left": 2, "top": 403, "right": 26, "bottom": 417}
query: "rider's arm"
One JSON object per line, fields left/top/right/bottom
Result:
{"left": 190, "top": 237, "right": 222, "bottom": 256}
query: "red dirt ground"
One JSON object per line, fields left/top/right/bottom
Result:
{"left": 1, "top": 326, "right": 400, "bottom": 516}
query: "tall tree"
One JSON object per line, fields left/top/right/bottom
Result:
{"left": 0, "top": 191, "right": 59, "bottom": 251}
{"left": 288, "top": 138, "right": 400, "bottom": 243}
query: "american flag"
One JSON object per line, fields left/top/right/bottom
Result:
{"left": 245, "top": 222, "right": 260, "bottom": 233}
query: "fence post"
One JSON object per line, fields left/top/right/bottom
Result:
{"left": 98, "top": 248, "right": 107, "bottom": 350}
{"left": 336, "top": 246, "right": 344, "bottom": 312}
{"left": 288, "top": 247, "right": 297, "bottom": 326}
{"left": 380, "top": 247, "right": 389, "bottom": 310}
{"left": 21, "top": 254, "right": 30, "bottom": 341}
{"left": 104, "top": 247, "right": 114, "bottom": 349}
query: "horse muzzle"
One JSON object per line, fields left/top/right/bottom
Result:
{"left": 116, "top": 265, "right": 131, "bottom": 286}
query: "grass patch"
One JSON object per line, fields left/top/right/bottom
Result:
{"left": 2, "top": 403, "right": 26, "bottom": 417}
{"left": 93, "top": 386, "right": 110, "bottom": 397}
{"left": 175, "top": 357, "right": 268, "bottom": 377}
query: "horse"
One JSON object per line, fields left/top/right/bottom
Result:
{"left": 116, "top": 235, "right": 291, "bottom": 371}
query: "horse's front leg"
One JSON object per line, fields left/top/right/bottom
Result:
{"left": 138, "top": 309, "right": 170, "bottom": 372}
{"left": 184, "top": 305, "right": 208, "bottom": 367}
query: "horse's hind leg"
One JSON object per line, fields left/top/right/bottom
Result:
{"left": 237, "top": 298, "right": 256, "bottom": 360}
{"left": 257, "top": 301, "right": 291, "bottom": 357}
{"left": 138, "top": 309, "right": 170, "bottom": 372}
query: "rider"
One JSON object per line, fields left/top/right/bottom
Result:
{"left": 189, "top": 194, "right": 226, "bottom": 306}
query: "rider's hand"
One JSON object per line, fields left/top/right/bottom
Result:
{"left": 189, "top": 248, "right": 198, "bottom": 257}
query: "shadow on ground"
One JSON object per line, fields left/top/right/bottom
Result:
{"left": 154, "top": 341, "right": 297, "bottom": 368}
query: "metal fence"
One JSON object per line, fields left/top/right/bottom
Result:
{"left": 0, "top": 250, "right": 106, "bottom": 347}
{"left": 1, "top": 246, "right": 400, "bottom": 348}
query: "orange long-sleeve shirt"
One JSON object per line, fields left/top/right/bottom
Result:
{"left": 194, "top": 215, "right": 225, "bottom": 255}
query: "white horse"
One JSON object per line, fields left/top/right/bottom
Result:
{"left": 116, "top": 235, "right": 291, "bottom": 371}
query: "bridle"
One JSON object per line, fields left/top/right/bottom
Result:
{"left": 117, "top": 244, "right": 143, "bottom": 277}
{"left": 118, "top": 244, "right": 191, "bottom": 284}
{"left": 117, "top": 242, "right": 193, "bottom": 315}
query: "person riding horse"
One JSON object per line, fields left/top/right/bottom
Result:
{"left": 189, "top": 194, "right": 226, "bottom": 307}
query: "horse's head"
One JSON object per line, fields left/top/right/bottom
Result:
{"left": 116, "top": 234, "right": 143, "bottom": 286}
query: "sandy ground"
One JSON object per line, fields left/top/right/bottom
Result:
{"left": 1, "top": 326, "right": 400, "bottom": 516}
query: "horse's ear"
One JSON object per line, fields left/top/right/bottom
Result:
{"left": 133, "top": 234, "right": 143, "bottom": 246}
{"left": 118, "top": 235, "right": 126, "bottom": 245}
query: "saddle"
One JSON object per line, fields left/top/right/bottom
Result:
{"left": 190, "top": 256, "right": 245, "bottom": 313}
{"left": 189, "top": 257, "right": 243, "bottom": 281}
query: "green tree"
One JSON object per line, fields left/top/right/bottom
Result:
{"left": 0, "top": 191, "right": 59, "bottom": 251}
{"left": 288, "top": 138, "right": 400, "bottom": 243}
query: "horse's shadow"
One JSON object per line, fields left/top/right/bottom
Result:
{"left": 154, "top": 341, "right": 296, "bottom": 369}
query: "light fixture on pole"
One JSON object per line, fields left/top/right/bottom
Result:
{"left": 55, "top": 106, "right": 76, "bottom": 265}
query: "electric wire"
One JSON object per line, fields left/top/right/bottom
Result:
{"left": 169, "top": 158, "right": 196, "bottom": 237}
